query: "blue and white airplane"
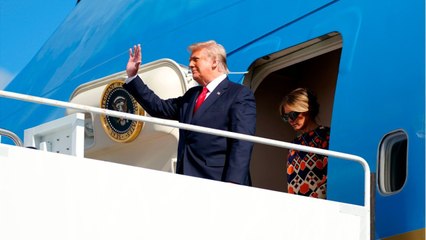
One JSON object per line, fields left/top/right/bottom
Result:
{"left": 0, "top": 0, "right": 424, "bottom": 239}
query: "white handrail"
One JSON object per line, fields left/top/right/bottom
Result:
{"left": 0, "top": 128, "right": 23, "bottom": 146}
{"left": 0, "top": 90, "right": 371, "bottom": 210}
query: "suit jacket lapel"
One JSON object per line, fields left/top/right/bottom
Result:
{"left": 183, "top": 86, "right": 202, "bottom": 123}
{"left": 193, "top": 79, "right": 229, "bottom": 118}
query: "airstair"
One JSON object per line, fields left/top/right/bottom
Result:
{"left": 0, "top": 89, "right": 371, "bottom": 240}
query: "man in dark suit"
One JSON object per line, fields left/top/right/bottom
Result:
{"left": 124, "top": 40, "right": 256, "bottom": 185}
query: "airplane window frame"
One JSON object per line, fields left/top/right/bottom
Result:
{"left": 377, "top": 130, "right": 408, "bottom": 195}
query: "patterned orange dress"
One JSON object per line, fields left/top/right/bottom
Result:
{"left": 287, "top": 126, "right": 330, "bottom": 199}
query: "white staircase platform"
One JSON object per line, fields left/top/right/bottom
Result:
{"left": 0, "top": 144, "right": 368, "bottom": 240}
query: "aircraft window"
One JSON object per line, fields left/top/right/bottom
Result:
{"left": 378, "top": 130, "right": 408, "bottom": 194}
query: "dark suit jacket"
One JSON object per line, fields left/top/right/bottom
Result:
{"left": 123, "top": 76, "right": 256, "bottom": 185}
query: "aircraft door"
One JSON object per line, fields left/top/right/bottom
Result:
{"left": 67, "top": 59, "right": 196, "bottom": 172}
{"left": 243, "top": 33, "right": 341, "bottom": 193}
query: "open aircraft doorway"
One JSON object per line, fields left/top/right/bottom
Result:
{"left": 244, "top": 32, "right": 342, "bottom": 192}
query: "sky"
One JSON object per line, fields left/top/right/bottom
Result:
{"left": 0, "top": 0, "right": 76, "bottom": 89}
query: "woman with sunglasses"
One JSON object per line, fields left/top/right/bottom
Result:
{"left": 279, "top": 88, "right": 330, "bottom": 199}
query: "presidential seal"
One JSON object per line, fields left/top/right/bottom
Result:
{"left": 100, "top": 80, "right": 144, "bottom": 143}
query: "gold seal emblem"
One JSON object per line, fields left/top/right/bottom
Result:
{"left": 100, "top": 80, "right": 143, "bottom": 143}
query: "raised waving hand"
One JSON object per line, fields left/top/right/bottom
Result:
{"left": 126, "top": 44, "right": 142, "bottom": 77}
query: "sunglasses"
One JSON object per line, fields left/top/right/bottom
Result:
{"left": 281, "top": 111, "right": 301, "bottom": 122}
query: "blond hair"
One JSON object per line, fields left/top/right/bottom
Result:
{"left": 188, "top": 40, "right": 229, "bottom": 73}
{"left": 279, "top": 88, "right": 319, "bottom": 119}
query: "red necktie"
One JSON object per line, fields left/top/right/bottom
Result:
{"left": 193, "top": 87, "right": 208, "bottom": 113}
